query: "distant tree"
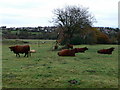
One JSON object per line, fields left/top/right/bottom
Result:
{"left": 52, "top": 5, "right": 96, "bottom": 45}
{"left": 85, "top": 29, "right": 97, "bottom": 44}
{"left": 19, "top": 29, "right": 30, "bottom": 39}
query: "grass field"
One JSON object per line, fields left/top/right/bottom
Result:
{"left": 2, "top": 39, "right": 119, "bottom": 88}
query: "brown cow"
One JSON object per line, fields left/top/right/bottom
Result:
{"left": 58, "top": 48, "right": 77, "bottom": 56}
{"left": 97, "top": 47, "right": 115, "bottom": 54}
{"left": 9, "top": 45, "right": 30, "bottom": 57}
{"left": 75, "top": 47, "right": 88, "bottom": 53}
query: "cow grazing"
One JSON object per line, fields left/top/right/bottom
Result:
{"left": 58, "top": 48, "right": 77, "bottom": 56}
{"left": 75, "top": 47, "right": 88, "bottom": 53}
{"left": 9, "top": 45, "right": 30, "bottom": 57}
{"left": 97, "top": 47, "right": 115, "bottom": 54}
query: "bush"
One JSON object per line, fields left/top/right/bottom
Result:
{"left": 96, "top": 32, "right": 111, "bottom": 44}
{"left": 70, "top": 35, "right": 84, "bottom": 45}
{"left": 91, "top": 28, "right": 111, "bottom": 44}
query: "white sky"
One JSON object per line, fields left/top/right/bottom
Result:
{"left": 0, "top": 0, "right": 119, "bottom": 28}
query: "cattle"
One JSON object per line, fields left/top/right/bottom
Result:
{"left": 97, "top": 47, "right": 115, "bottom": 54}
{"left": 75, "top": 47, "right": 88, "bottom": 53}
{"left": 9, "top": 45, "right": 30, "bottom": 57}
{"left": 58, "top": 48, "right": 77, "bottom": 56}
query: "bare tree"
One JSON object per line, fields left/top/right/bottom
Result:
{"left": 52, "top": 5, "right": 96, "bottom": 45}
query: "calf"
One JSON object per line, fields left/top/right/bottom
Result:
{"left": 97, "top": 47, "right": 115, "bottom": 54}
{"left": 75, "top": 47, "right": 88, "bottom": 53}
{"left": 9, "top": 45, "right": 30, "bottom": 57}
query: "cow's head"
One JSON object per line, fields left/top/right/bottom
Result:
{"left": 9, "top": 46, "right": 15, "bottom": 51}
{"left": 109, "top": 47, "right": 115, "bottom": 51}
{"left": 84, "top": 47, "right": 88, "bottom": 50}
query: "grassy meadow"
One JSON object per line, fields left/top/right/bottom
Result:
{"left": 2, "top": 39, "right": 119, "bottom": 88}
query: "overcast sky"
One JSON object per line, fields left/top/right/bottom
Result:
{"left": 0, "top": 0, "right": 119, "bottom": 28}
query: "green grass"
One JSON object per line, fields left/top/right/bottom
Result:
{"left": 2, "top": 39, "right": 119, "bottom": 88}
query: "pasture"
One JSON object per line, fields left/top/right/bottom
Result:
{"left": 2, "top": 39, "right": 119, "bottom": 88}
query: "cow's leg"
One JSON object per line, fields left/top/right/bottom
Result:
{"left": 27, "top": 52, "right": 30, "bottom": 57}
{"left": 26, "top": 53, "right": 28, "bottom": 57}
{"left": 18, "top": 53, "right": 20, "bottom": 57}
{"left": 24, "top": 53, "right": 27, "bottom": 57}
{"left": 16, "top": 53, "right": 20, "bottom": 57}
{"left": 24, "top": 52, "right": 29, "bottom": 57}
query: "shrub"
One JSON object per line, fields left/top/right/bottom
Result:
{"left": 92, "top": 28, "right": 111, "bottom": 44}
